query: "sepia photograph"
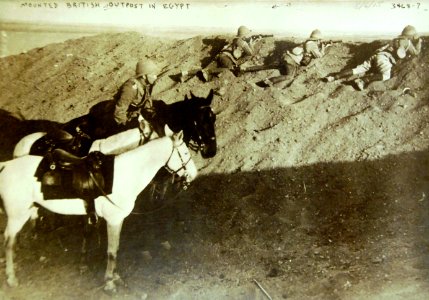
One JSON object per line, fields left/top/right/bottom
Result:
{"left": 0, "top": 0, "right": 428, "bottom": 299}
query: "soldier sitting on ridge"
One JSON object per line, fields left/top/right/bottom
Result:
{"left": 324, "top": 25, "right": 422, "bottom": 90}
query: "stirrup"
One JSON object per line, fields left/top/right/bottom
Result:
{"left": 87, "top": 212, "right": 98, "bottom": 225}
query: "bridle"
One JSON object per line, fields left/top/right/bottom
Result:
{"left": 164, "top": 139, "right": 193, "bottom": 189}
{"left": 188, "top": 106, "right": 216, "bottom": 152}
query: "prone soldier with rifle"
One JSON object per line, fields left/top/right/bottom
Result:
{"left": 258, "top": 29, "right": 334, "bottom": 88}
{"left": 179, "top": 26, "right": 272, "bottom": 83}
{"left": 244, "top": 34, "right": 274, "bottom": 43}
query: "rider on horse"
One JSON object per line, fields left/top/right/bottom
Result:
{"left": 113, "top": 59, "right": 161, "bottom": 139}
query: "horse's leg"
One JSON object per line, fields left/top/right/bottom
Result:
{"left": 79, "top": 222, "right": 91, "bottom": 273}
{"left": 80, "top": 221, "right": 101, "bottom": 273}
{"left": 104, "top": 220, "right": 124, "bottom": 293}
{"left": 4, "top": 212, "right": 32, "bottom": 287}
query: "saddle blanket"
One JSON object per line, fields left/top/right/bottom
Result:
{"left": 34, "top": 151, "right": 114, "bottom": 201}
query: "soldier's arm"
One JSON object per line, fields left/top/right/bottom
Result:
{"left": 236, "top": 38, "right": 254, "bottom": 56}
{"left": 306, "top": 41, "right": 324, "bottom": 58}
{"left": 113, "top": 80, "right": 141, "bottom": 124}
{"left": 408, "top": 38, "right": 422, "bottom": 55}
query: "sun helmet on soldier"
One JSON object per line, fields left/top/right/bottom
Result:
{"left": 309, "top": 29, "right": 322, "bottom": 40}
{"left": 135, "top": 59, "right": 160, "bottom": 77}
{"left": 396, "top": 46, "right": 406, "bottom": 59}
{"left": 400, "top": 25, "right": 418, "bottom": 38}
{"left": 237, "top": 26, "right": 251, "bottom": 37}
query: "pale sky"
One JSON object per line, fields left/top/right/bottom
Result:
{"left": 0, "top": 0, "right": 429, "bottom": 38}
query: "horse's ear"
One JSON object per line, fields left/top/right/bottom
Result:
{"left": 176, "top": 130, "right": 184, "bottom": 141}
{"left": 190, "top": 91, "right": 196, "bottom": 98}
{"left": 164, "top": 124, "right": 174, "bottom": 137}
{"left": 184, "top": 94, "right": 189, "bottom": 101}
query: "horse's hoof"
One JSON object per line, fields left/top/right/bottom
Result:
{"left": 7, "top": 276, "right": 19, "bottom": 288}
{"left": 112, "top": 272, "right": 126, "bottom": 286}
{"left": 103, "top": 280, "right": 117, "bottom": 294}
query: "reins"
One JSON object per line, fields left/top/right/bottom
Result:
{"left": 164, "top": 141, "right": 192, "bottom": 175}
{"left": 188, "top": 106, "right": 215, "bottom": 152}
{"left": 88, "top": 137, "right": 192, "bottom": 212}
{"left": 88, "top": 170, "right": 121, "bottom": 209}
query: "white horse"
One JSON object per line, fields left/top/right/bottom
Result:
{"left": 0, "top": 126, "right": 197, "bottom": 292}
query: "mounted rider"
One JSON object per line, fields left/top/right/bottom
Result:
{"left": 113, "top": 59, "right": 161, "bottom": 137}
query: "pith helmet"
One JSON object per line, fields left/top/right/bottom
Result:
{"left": 237, "top": 26, "right": 251, "bottom": 37}
{"left": 309, "top": 29, "right": 322, "bottom": 40}
{"left": 135, "top": 59, "right": 159, "bottom": 77}
{"left": 400, "top": 25, "right": 418, "bottom": 38}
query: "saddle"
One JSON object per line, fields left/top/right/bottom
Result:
{"left": 35, "top": 149, "right": 114, "bottom": 223}
{"left": 51, "top": 148, "right": 86, "bottom": 170}
{"left": 31, "top": 128, "right": 92, "bottom": 157}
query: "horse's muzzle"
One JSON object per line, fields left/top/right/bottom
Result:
{"left": 201, "top": 140, "right": 217, "bottom": 159}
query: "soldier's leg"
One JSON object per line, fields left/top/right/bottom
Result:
{"left": 325, "top": 59, "right": 371, "bottom": 82}
{"left": 200, "top": 55, "right": 236, "bottom": 82}
{"left": 354, "top": 55, "right": 391, "bottom": 90}
{"left": 180, "top": 67, "right": 203, "bottom": 82}
{"left": 262, "top": 62, "right": 297, "bottom": 87}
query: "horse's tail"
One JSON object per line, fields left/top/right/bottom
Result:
{"left": 0, "top": 162, "right": 5, "bottom": 213}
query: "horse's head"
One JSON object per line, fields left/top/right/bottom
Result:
{"left": 185, "top": 89, "right": 217, "bottom": 158}
{"left": 164, "top": 125, "right": 197, "bottom": 189}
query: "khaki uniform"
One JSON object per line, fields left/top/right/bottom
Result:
{"left": 392, "top": 37, "right": 422, "bottom": 56}
{"left": 113, "top": 77, "right": 151, "bottom": 125}
{"left": 301, "top": 40, "right": 327, "bottom": 66}
{"left": 217, "top": 37, "right": 254, "bottom": 68}
{"left": 262, "top": 39, "right": 326, "bottom": 87}
{"left": 352, "top": 37, "right": 421, "bottom": 81}
{"left": 352, "top": 47, "right": 397, "bottom": 81}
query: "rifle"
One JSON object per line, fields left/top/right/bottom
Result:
{"left": 236, "top": 63, "right": 282, "bottom": 76}
{"left": 250, "top": 34, "right": 273, "bottom": 40}
{"left": 246, "top": 34, "right": 273, "bottom": 43}
{"left": 324, "top": 40, "right": 342, "bottom": 46}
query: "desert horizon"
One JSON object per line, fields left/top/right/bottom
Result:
{"left": 2, "top": 21, "right": 427, "bottom": 57}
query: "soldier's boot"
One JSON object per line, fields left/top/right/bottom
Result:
{"left": 354, "top": 73, "right": 384, "bottom": 91}
{"left": 138, "top": 116, "right": 153, "bottom": 143}
{"left": 180, "top": 68, "right": 202, "bottom": 82}
{"left": 261, "top": 74, "right": 293, "bottom": 87}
